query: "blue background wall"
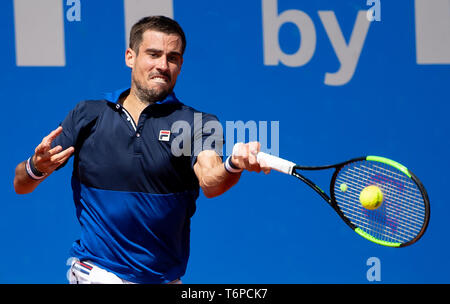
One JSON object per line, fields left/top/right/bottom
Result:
{"left": 1, "top": 0, "right": 449, "bottom": 283}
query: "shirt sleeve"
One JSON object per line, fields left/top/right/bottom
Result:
{"left": 191, "top": 112, "right": 224, "bottom": 168}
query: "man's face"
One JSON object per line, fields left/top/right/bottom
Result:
{"left": 126, "top": 30, "right": 183, "bottom": 103}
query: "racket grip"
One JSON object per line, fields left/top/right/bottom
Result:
{"left": 257, "top": 152, "right": 296, "bottom": 175}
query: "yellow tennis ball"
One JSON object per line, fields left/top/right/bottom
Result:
{"left": 359, "top": 185, "right": 383, "bottom": 210}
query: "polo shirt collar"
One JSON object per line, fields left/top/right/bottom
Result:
{"left": 103, "top": 87, "right": 180, "bottom": 105}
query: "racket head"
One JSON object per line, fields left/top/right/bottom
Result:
{"left": 330, "top": 156, "right": 430, "bottom": 248}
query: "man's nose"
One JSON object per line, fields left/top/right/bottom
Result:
{"left": 155, "top": 55, "right": 169, "bottom": 71}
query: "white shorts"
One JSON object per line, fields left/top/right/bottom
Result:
{"left": 67, "top": 258, "right": 181, "bottom": 284}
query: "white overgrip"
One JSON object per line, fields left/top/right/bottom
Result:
{"left": 257, "top": 152, "right": 296, "bottom": 175}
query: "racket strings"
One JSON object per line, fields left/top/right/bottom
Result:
{"left": 333, "top": 161, "right": 426, "bottom": 244}
{"left": 336, "top": 170, "right": 422, "bottom": 243}
{"left": 336, "top": 187, "right": 424, "bottom": 229}
{"left": 350, "top": 165, "right": 425, "bottom": 204}
{"left": 340, "top": 163, "right": 425, "bottom": 243}
{"left": 340, "top": 171, "right": 425, "bottom": 224}
{"left": 336, "top": 198, "right": 420, "bottom": 243}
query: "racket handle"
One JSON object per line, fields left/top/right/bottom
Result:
{"left": 257, "top": 152, "right": 296, "bottom": 175}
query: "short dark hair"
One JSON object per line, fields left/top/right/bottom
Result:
{"left": 129, "top": 16, "right": 186, "bottom": 55}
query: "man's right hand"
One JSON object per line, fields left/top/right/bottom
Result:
{"left": 32, "top": 126, "right": 75, "bottom": 175}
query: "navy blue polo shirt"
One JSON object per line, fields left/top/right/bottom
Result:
{"left": 53, "top": 88, "right": 223, "bottom": 283}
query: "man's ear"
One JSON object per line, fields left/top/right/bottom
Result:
{"left": 125, "top": 48, "right": 136, "bottom": 68}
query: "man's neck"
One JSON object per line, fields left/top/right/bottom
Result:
{"left": 120, "top": 88, "right": 149, "bottom": 125}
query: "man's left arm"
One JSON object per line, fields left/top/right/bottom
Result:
{"left": 193, "top": 142, "right": 270, "bottom": 198}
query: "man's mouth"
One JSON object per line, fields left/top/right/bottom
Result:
{"left": 149, "top": 75, "right": 169, "bottom": 84}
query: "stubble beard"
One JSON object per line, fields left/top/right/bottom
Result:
{"left": 132, "top": 74, "right": 173, "bottom": 106}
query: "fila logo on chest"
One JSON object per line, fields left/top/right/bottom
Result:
{"left": 159, "top": 130, "right": 171, "bottom": 142}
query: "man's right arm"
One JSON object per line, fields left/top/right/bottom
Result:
{"left": 14, "top": 126, "right": 74, "bottom": 194}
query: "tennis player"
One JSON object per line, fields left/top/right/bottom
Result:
{"left": 13, "top": 16, "right": 270, "bottom": 284}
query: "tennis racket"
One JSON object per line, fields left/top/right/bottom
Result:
{"left": 257, "top": 152, "right": 430, "bottom": 247}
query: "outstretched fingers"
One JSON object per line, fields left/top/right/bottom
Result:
{"left": 35, "top": 126, "right": 63, "bottom": 155}
{"left": 48, "top": 146, "right": 75, "bottom": 170}
{"left": 33, "top": 126, "right": 74, "bottom": 174}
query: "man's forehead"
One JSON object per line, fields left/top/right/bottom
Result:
{"left": 140, "top": 30, "right": 182, "bottom": 50}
